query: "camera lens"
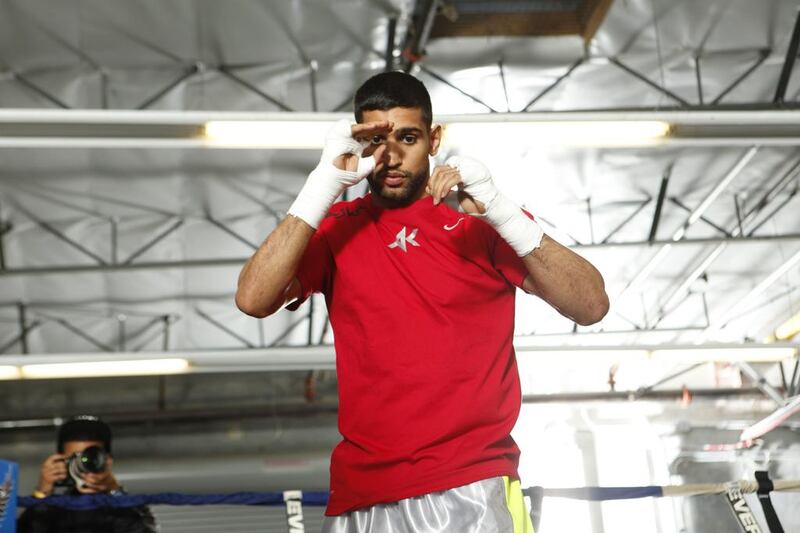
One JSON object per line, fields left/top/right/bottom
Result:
{"left": 75, "top": 446, "right": 107, "bottom": 474}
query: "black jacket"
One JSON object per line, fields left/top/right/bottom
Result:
{"left": 17, "top": 500, "right": 156, "bottom": 533}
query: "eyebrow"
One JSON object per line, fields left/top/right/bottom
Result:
{"left": 393, "top": 127, "right": 424, "bottom": 136}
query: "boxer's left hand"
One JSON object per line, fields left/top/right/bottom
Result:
{"left": 426, "top": 160, "right": 493, "bottom": 216}
{"left": 434, "top": 156, "right": 543, "bottom": 256}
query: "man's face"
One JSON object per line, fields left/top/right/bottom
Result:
{"left": 62, "top": 440, "right": 111, "bottom": 494}
{"left": 361, "top": 107, "right": 441, "bottom": 207}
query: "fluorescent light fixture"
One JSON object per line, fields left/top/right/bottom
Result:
{"left": 0, "top": 347, "right": 336, "bottom": 380}
{"left": 20, "top": 358, "right": 189, "bottom": 379}
{"left": 205, "top": 119, "right": 670, "bottom": 149}
{"left": 515, "top": 344, "right": 797, "bottom": 363}
{"left": 204, "top": 120, "right": 332, "bottom": 148}
{"left": 515, "top": 347, "right": 649, "bottom": 365}
{"left": 442, "top": 120, "right": 671, "bottom": 148}
{"left": 3, "top": 110, "right": 800, "bottom": 148}
{"left": 0, "top": 365, "right": 21, "bottom": 380}
{"left": 775, "top": 311, "right": 800, "bottom": 341}
{"left": 651, "top": 347, "right": 795, "bottom": 362}
{"left": 1, "top": 345, "right": 793, "bottom": 381}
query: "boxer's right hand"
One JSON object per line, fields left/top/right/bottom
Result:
{"left": 288, "top": 119, "right": 391, "bottom": 229}
{"left": 333, "top": 120, "right": 392, "bottom": 173}
{"left": 36, "top": 453, "right": 66, "bottom": 495}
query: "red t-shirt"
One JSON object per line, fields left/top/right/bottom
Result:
{"left": 293, "top": 194, "right": 530, "bottom": 516}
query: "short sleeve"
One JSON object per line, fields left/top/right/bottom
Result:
{"left": 287, "top": 229, "right": 334, "bottom": 311}
{"left": 490, "top": 209, "right": 535, "bottom": 289}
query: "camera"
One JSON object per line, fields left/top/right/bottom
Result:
{"left": 55, "top": 446, "right": 108, "bottom": 489}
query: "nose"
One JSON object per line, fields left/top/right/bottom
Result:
{"left": 379, "top": 139, "right": 403, "bottom": 168}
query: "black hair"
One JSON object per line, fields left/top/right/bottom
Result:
{"left": 354, "top": 71, "right": 432, "bottom": 127}
{"left": 57, "top": 415, "right": 112, "bottom": 454}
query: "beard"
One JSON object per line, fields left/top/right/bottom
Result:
{"left": 367, "top": 166, "right": 429, "bottom": 207}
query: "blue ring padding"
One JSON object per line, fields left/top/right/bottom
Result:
{"left": 19, "top": 491, "right": 330, "bottom": 509}
{"left": 19, "top": 485, "right": 668, "bottom": 509}
{"left": 524, "top": 486, "right": 665, "bottom": 501}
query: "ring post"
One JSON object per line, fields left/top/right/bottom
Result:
{"left": 0, "top": 460, "right": 18, "bottom": 533}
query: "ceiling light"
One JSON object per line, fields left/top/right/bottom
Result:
{"left": 514, "top": 347, "right": 649, "bottom": 365}
{"left": 774, "top": 311, "right": 800, "bottom": 341}
{"left": 651, "top": 347, "right": 796, "bottom": 362}
{"left": 0, "top": 347, "right": 336, "bottom": 380}
{"left": 442, "top": 120, "right": 671, "bottom": 148}
{"left": 514, "top": 344, "right": 797, "bottom": 363}
{"left": 206, "top": 119, "right": 671, "bottom": 149}
{"left": 20, "top": 358, "right": 190, "bottom": 379}
{"left": 1, "top": 344, "right": 794, "bottom": 381}
{"left": 0, "top": 365, "right": 21, "bottom": 380}
{"left": 204, "top": 120, "right": 332, "bottom": 148}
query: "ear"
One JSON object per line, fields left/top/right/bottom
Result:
{"left": 429, "top": 124, "right": 443, "bottom": 156}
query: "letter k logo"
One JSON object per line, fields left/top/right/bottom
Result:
{"left": 387, "top": 226, "right": 420, "bottom": 252}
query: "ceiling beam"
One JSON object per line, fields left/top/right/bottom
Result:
{"left": 399, "top": 0, "right": 439, "bottom": 71}
{"left": 2, "top": 233, "right": 800, "bottom": 277}
{"left": 580, "top": 0, "right": 615, "bottom": 44}
{"left": 0, "top": 343, "right": 795, "bottom": 379}
{"left": 523, "top": 387, "right": 764, "bottom": 403}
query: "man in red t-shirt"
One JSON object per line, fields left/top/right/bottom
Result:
{"left": 237, "top": 72, "right": 608, "bottom": 532}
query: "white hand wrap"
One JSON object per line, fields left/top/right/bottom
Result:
{"left": 446, "top": 155, "right": 544, "bottom": 257}
{"left": 288, "top": 119, "right": 376, "bottom": 229}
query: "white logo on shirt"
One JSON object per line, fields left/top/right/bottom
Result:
{"left": 387, "top": 227, "right": 420, "bottom": 252}
{"left": 443, "top": 217, "right": 465, "bottom": 231}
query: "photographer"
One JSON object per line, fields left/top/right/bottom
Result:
{"left": 18, "top": 416, "right": 156, "bottom": 533}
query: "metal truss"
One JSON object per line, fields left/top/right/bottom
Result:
{"left": 3, "top": 0, "right": 798, "bottom": 113}
{"left": 2, "top": 2, "right": 332, "bottom": 113}
{"left": 1, "top": 145, "right": 797, "bottom": 358}
{"left": 774, "top": 10, "right": 800, "bottom": 105}
{"left": 522, "top": 387, "right": 764, "bottom": 403}
{"left": 0, "top": 168, "right": 323, "bottom": 356}
{"left": 0, "top": 172, "right": 287, "bottom": 272}
{"left": 3, "top": 216, "right": 799, "bottom": 277}
{"left": 517, "top": 144, "right": 800, "bottom": 347}
{"left": 736, "top": 361, "right": 786, "bottom": 406}
{"left": 0, "top": 169, "right": 324, "bottom": 354}
{"left": 409, "top": 3, "right": 800, "bottom": 113}
{"left": 612, "top": 147, "right": 795, "bottom": 306}
{"left": 0, "top": 301, "right": 178, "bottom": 356}
{"left": 652, "top": 153, "right": 800, "bottom": 327}
{"left": 0, "top": 296, "right": 321, "bottom": 358}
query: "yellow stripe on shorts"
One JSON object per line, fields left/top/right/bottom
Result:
{"left": 502, "top": 476, "right": 535, "bottom": 533}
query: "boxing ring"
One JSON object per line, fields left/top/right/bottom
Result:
{"left": 5, "top": 458, "right": 798, "bottom": 533}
